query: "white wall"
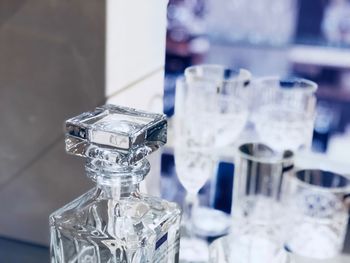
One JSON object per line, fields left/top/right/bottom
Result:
{"left": 106, "top": 0, "right": 169, "bottom": 196}
{"left": 106, "top": 0, "right": 168, "bottom": 113}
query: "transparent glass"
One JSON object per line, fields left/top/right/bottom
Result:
{"left": 284, "top": 169, "right": 350, "bottom": 259}
{"left": 206, "top": 0, "right": 298, "bottom": 45}
{"left": 178, "top": 65, "right": 251, "bottom": 239}
{"left": 208, "top": 236, "right": 291, "bottom": 263}
{"left": 173, "top": 77, "right": 216, "bottom": 262}
{"left": 229, "top": 143, "right": 294, "bottom": 263}
{"left": 251, "top": 77, "right": 317, "bottom": 153}
{"left": 174, "top": 78, "right": 218, "bottom": 196}
{"left": 174, "top": 65, "right": 250, "bottom": 245}
{"left": 322, "top": 0, "right": 350, "bottom": 45}
{"left": 64, "top": 104, "right": 167, "bottom": 165}
{"left": 184, "top": 65, "right": 251, "bottom": 148}
{"left": 50, "top": 105, "right": 181, "bottom": 263}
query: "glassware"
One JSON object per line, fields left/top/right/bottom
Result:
{"left": 174, "top": 78, "right": 218, "bottom": 195}
{"left": 251, "top": 77, "right": 317, "bottom": 153}
{"left": 174, "top": 77, "right": 217, "bottom": 262}
{"left": 206, "top": 0, "right": 298, "bottom": 45}
{"left": 50, "top": 105, "right": 181, "bottom": 263}
{"left": 228, "top": 143, "right": 294, "bottom": 263}
{"left": 284, "top": 169, "right": 350, "bottom": 259}
{"left": 209, "top": 236, "right": 292, "bottom": 263}
{"left": 322, "top": 0, "right": 350, "bottom": 46}
{"left": 184, "top": 65, "right": 251, "bottom": 148}
{"left": 181, "top": 65, "right": 251, "bottom": 238}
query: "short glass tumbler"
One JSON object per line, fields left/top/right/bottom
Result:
{"left": 230, "top": 143, "right": 294, "bottom": 263}
{"left": 181, "top": 64, "right": 251, "bottom": 237}
{"left": 284, "top": 169, "right": 350, "bottom": 259}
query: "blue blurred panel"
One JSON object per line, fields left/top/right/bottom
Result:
{"left": 213, "top": 162, "right": 234, "bottom": 214}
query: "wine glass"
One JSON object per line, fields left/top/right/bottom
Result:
{"left": 183, "top": 65, "right": 251, "bottom": 237}
{"left": 185, "top": 65, "right": 251, "bottom": 149}
{"left": 251, "top": 77, "right": 317, "bottom": 153}
{"left": 174, "top": 77, "right": 218, "bottom": 262}
{"left": 174, "top": 65, "right": 251, "bottom": 261}
{"left": 208, "top": 143, "right": 294, "bottom": 263}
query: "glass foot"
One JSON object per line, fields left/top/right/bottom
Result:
{"left": 192, "top": 206, "right": 231, "bottom": 237}
{"left": 209, "top": 235, "right": 292, "bottom": 263}
{"left": 179, "top": 237, "right": 209, "bottom": 263}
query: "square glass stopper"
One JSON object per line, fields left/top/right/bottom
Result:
{"left": 65, "top": 105, "right": 167, "bottom": 165}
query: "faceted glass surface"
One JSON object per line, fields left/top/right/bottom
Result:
{"left": 50, "top": 104, "right": 180, "bottom": 262}
{"left": 50, "top": 187, "right": 181, "bottom": 263}
{"left": 284, "top": 170, "right": 350, "bottom": 259}
{"left": 65, "top": 105, "right": 167, "bottom": 165}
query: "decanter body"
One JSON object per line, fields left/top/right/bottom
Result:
{"left": 50, "top": 105, "right": 181, "bottom": 263}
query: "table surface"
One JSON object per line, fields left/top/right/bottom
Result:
{"left": 210, "top": 236, "right": 350, "bottom": 263}
{"left": 0, "top": 236, "right": 49, "bottom": 263}
{"left": 4, "top": 233, "right": 348, "bottom": 263}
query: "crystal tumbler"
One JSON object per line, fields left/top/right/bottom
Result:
{"left": 230, "top": 143, "right": 294, "bottom": 263}
{"left": 284, "top": 169, "right": 350, "bottom": 259}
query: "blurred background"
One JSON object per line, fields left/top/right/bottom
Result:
{"left": 163, "top": 0, "right": 350, "bottom": 255}
{"left": 165, "top": 0, "right": 350, "bottom": 157}
{"left": 0, "top": 0, "right": 350, "bottom": 261}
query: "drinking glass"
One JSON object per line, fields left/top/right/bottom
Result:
{"left": 174, "top": 77, "right": 218, "bottom": 262}
{"left": 229, "top": 143, "right": 294, "bottom": 263}
{"left": 174, "top": 65, "right": 250, "bottom": 261}
{"left": 185, "top": 65, "right": 251, "bottom": 148}
{"left": 183, "top": 64, "right": 251, "bottom": 236}
{"left": 209, "top": 236, "right": 292, "bottom": 263}
{"left": 206, "top": 0, "right": 298, "bottom": 45}
{"left": 284, "top": 169, "right": 350, "bottom": 259}
{"left": 251, "top": 77, "right": 317, "bottom": 153}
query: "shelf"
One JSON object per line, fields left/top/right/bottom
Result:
{"left": 289, "top": 45, "right": 350, "bottom": 69}
{"left": 317, "top": 86, "right": 350, "bottom": 103}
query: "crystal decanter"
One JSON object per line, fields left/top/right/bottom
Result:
{"left": 50, "top": 105, "right": 181, "bottom": 263}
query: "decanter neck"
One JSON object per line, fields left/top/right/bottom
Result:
{"left": 85, "top": 158, "right": 150, "bottom": 199}
{"left": 96, "top": 177, "right": 140, "bottom": 199}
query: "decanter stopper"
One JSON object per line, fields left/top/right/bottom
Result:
{"left": 65, "top": 105, "right": 167, "bottom": 165}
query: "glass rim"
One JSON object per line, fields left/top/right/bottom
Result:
{"left": 253, "top": 76, "right": 318, "bottom": 94}
{"left": 176, "top": 76, "right": 248, "bottom": 101}
{"left": 237, "top": 143, "right": 294, "bottom": 164}
{"left": 176, "top": 76, "right": 186, "bottom": 86}
{"left": 175, "top": 75, "right": 246, "bottom": 109}
{"left": 290, "top": 169, "right": 350, "bottom": 194}
{"left": 184, "top": 64, "right": 251, "bottom": 85}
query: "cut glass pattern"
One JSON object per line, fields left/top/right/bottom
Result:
{"left": 50, "top": 105, "right": 181, "bottom": 263}
{"left": 65, "top": 104, "right": 167, "bottom": 165}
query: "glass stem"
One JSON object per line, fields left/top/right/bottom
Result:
{"left": 184, "top": 192, "right": 198, "bottom": 238}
